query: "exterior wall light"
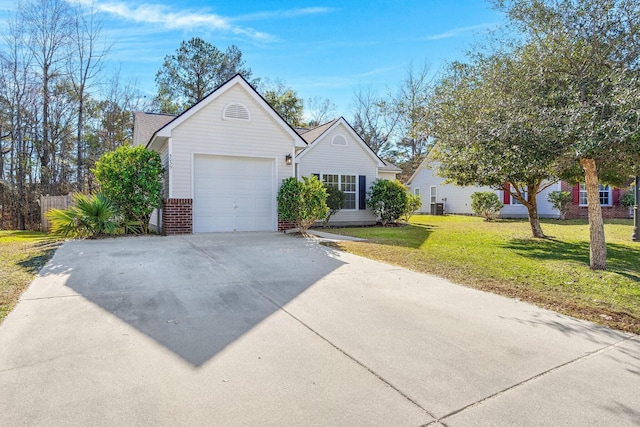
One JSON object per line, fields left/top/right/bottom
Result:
{"left": 285, "top": 154, "right": 292, "bottom": 165}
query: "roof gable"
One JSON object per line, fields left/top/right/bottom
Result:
{"left": 297, "top": 117, "right": 385, "bottom": 167}
{"left": 147, "top": 74, "right": 307, "bottom": 150}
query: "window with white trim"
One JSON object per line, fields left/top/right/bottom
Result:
{"left": 414, "top": 188, "right": 420, "bottom": 196}
{"left": 579, "top": 184, "right": 611, "bottom": 206}
{"left": 430, "top": 186, "right": 437, "bottom": 204}
{"left": 322, "top": 174, "right": 356, "bottom": 209}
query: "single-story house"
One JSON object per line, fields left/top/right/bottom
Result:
{"left": 406, "top": 156, "right": 631, "bottom": 219}
{"left": 132, "top": 74, "right": 400, "bottom": 234}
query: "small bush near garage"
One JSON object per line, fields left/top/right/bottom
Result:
{"left": 278, "top": 176, "right": 328, "bottom": 235}
{"left": 368, "top": 179, "right": 408, "bottom": 226}
{"left": 93, "top": 146, "right": 164, "bottom": 233}
{"left": 471, "top": 191, "right": 503, "bottom": 221}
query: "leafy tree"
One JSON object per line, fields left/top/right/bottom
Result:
{"left": 494, "top": 0, "right": 640, "bottom": 269}
{"left": 262, "top": 80, "right": 304, "bottom": 127}
{"left": 154, "top": 38, "right": 256, "bottom": 113}
{"left": 430, "top": 50, "right": 562, "bottom": 238}
{"left": 46, "top": 193, "right": 118, "bottom": 238}
{"left": 323, "top": 184, "right": 345, "bottom": 228}
{"left": 277, "top": 176, "right": 328, "bottom": 235}
{"left": 547, "top": 191, "right": 572, "bottom": 220}
{"left": 471, "top": 192, "right": 504, "bottom": 221}
{"left": 92, "top": 146, "right": 163, "bottom": 233}
{"left": 404, "top": 193, "right": 422, "bottom": 221}
{"left": 368, "top": 179, "right": 408, "bottom": 226}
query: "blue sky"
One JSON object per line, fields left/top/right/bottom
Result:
{"left": 1, "top": 0, "right": 506, "bottom": 117}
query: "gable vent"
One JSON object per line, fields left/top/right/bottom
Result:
{"left": 223, "top": 103, "right": 250, "bottom": 121}
{"left": 332, "top": 134, "right": 347, "bottom": 146}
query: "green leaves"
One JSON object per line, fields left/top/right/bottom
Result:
{"left": 367, "top": 179, "right": 409, "bottom": 226}
{"left": 277, "top": 176, "right": 329, "bottom": 235}
{"left": 92, "top": 146, "right": 164, "bottom": 234}
{"left": 47, "top": 193, "right": 118, "bottom": 238}
{"left": 470, "top": 192, "right": 504, "bottom": 221}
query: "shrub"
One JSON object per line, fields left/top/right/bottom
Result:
{"left": 404, "top": 193, "right": 422, "bottom": 221}
{"left": 368, "top": 179, "right": 408, "bottom": 226}
{"left": 470, "top": 191, "right": 503, "bottom": 221}
{"left": 621, "top": 190, "right": 636, "bottom": 207}
{"left": 277, "top": 176, "right": 328, "bottom": 235}
{"left": 92, "top": 146, "right": 163, "bottom": 234}
{"left": 547, "top": 190, "right": 573, "bottom": 220}
{"left": 46, "top": 193, "right": 119, "bottom": 238}
{"left": 323, "top": 184, "right": 345, "bottom": 228}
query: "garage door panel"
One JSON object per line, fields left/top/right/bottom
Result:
{"left": 193, "top": 155, "right": 275, "bottom": 232}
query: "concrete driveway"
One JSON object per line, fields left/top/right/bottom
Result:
{"left": 1, "top": 232, "right": 638, "bottom": 426}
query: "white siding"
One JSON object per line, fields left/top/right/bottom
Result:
{"left": 378, "top": 171, "right": 397, "bottom": 181}
{"left": 409, "top": 161, "right": 561, "bottom": 218}
{"left": 168, "top": 84, "right": 295, "bottom": 199}
{"left": 500, "top": 181, "right": 561, "bottom": 218}
{"left": 298, "top": 123, "right": 378, "bottom": 224}
{"left": 409, "top": 161, "right": 495, "bottom": 214}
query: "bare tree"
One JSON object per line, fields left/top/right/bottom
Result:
{"left": 351, "top": 88, "right": 399, "bottom": 156}
{"left": 393, "top": 62, "right": 433, "bottom": 168}
{"left": 20, "top": 0, "right": 73, "bottom": 195}
{"left": 68, "top": 1, "right": 109, "bottom": 192}
{"left": 306, "top": 96, "right": 336, "bottom": 126}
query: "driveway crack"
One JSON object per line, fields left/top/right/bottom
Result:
{"left": 435, "top": 335, "right": 639, "bottom": 423}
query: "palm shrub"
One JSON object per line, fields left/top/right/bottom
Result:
{"left": 368, "top": 179, "right": 408, "bottom": 226}
{"left": 277, "top": 176, "right": 328, "bottom": 235}
{"left": 547, "top": 190, "right": 573, "bottom": 220}
{"left": 470, "top": 191, "right": 503, "bottom": 221}
{"left": 46, "top": 193, "right": 119, "bottom": 238}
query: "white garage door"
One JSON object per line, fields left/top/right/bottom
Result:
{"left": 193, "top": 155, "right": 275, "bottom": 232}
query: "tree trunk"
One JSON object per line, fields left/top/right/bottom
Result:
{"left": 580, "top": 158, "right": 607, "bottom": 270}
{"left": 526, "top": 202, "right": 546, "bottom": 238}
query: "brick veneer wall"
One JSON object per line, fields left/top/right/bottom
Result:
{"left": 277, "top": 215, "right": 296, "bottom": 232}
{"left": 163, "top": 198, "right": 192, "bottom": 235}
{"left": 562, "top": 182, "right": 632, "bottom": 220}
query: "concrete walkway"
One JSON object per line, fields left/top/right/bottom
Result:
{"left": 0, "top": 232, "right": 638, "bottom": 426}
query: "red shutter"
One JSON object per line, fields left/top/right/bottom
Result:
{"left": 572, "top": 184, "right": 580, "bottom": 204}
{"left": 612, "top": 188, "right": 620, "bottom": 205}
{"left": 503, "top": 183, "right": 511, "bottom": 204}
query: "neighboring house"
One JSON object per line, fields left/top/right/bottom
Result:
{"left": 406, "top": 156, "right": 629, "bottom": 219}
{"left": 132, "top": 74, "right": 399, "bottom": 234}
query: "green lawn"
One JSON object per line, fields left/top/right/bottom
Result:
{"left": 0, "top": 231, "right": 61, "bottom": 323}
{"left": 325, "top": 215, "right": 640, "bottom": 333}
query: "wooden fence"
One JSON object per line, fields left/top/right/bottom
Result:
{"left": 40, "top": 194, "right": 73, "bottom": 231}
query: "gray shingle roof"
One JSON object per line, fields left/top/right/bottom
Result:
{"left": 133, "top": 112, "right": 176, "bottom": 147}
{"left": 298, "top": 119, "right": 339, "bottom": 144}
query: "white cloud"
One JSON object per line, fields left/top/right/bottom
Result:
{"left": 75, "top": 0, "right": 276, "bottom": 41}
{"left": 423, "top": 23, "right": 497, "bottom": 41}
{"left": 232, "top": 7, "right": 337, "bottom": 22}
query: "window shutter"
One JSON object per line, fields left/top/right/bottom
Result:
{"left": 358, "top": 175, "right": 366, "bottom": 210}
{"left": 572, "top": 184, "right": 580, "bottom": 204}
{"left": 612, "top": 188, "right": 620, "bottom": 205}
{"left": 503, "top": 183, "right": 511, "bottom": 204}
